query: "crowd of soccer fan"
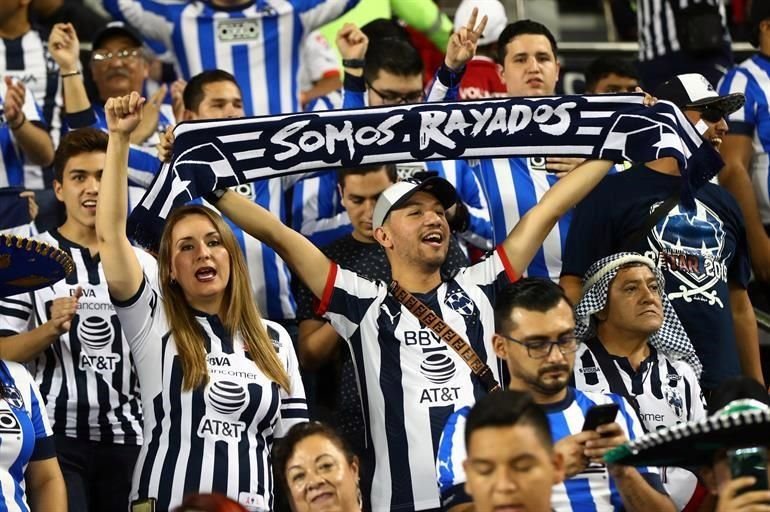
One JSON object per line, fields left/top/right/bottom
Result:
{"left": 0, "top": 0, "right": 769, "bottom": 511}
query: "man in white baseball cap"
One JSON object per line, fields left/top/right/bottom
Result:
{"left": 452, "top": 0, "right": 508, "bottom": 99}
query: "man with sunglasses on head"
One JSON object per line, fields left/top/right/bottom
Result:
{"left": 437, "top": 278, "right": 675, "bottom": 512}
{"left": 560, "top": 73, "right": 763, "bottom": 396}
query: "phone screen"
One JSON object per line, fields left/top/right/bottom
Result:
{"left": 728, "top": 447, "right": 769, "bottom": 494}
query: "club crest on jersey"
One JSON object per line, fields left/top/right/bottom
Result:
{"left": 217, "top": 19, "right": 260, "bottom": 42}
{"left": 648, "top": 199, "right": 728, "bottom": 308}
{"left": 664, "top": 386, "right": 685, "bottom": 420}
{"left": 199, "top": 380, "right": 248, "bottom": 442}
{"left": 1, "top": 385, "right": 24, "bottom": 409}
{"left": 444, "top": 290, "right": 474, "bottom": 316}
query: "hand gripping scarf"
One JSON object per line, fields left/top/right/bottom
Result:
{"left": 574, "top": 252, "right": 703, "bottom": 378}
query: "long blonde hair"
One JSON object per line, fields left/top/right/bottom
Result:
{"left": 157, "top": 205, "right": 290, "bottom": 392}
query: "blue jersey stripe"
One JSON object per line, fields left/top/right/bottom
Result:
{"left": 198, "top": 13, "right": 217, "bottom": 73}
{"left": 262, "top": 15, "right": 281, "bottom": 116}
{"left": 0, "top": 127, "right": 24, "bottom": 187}
{"left": 509, "top": 160, "right": 548, "bottom": 277}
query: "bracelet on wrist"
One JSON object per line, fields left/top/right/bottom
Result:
{"left": 204, "top": 188, "right": 227, "bottom": 204}
{"left": 9, "top": 113, "right": 26, "bottom": 130}
{"left": 342, "top": 58, "right": 365, "bottom": 68}
{"left": 61, "top": 70, "right": 81, "bottom": 79}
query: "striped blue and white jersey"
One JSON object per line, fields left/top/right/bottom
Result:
{"left": 316, "top": 248, "right": 515, "bottom": 512}
{"left": 636, "top": 0, "right": 730, "bottom": 62}
{"left": 437, "top": 387, "right": 661, "bottom": 512}
{"left": 719, "top": 54, "right": 770, "bottom": 225}
{"left": 473, "top": 157, "right": 571, "bottom": 280}
{"left": 572, "top": 339, "right": 706, "bottom": 510}
{"left": 196, "top": 180, "right": 297, "bottom": 320}
{"left": 0, "top": 230, "right": 155, "bottom": 445}
{"left": 101, "top": 0, "right": 359, "bottom": 116}
{"left": 0, "top": 29, "right": 63, "bottom": 189}
{"left": 0, "top": 361, "right": 55, "bottom": 512}
{"left": 0, "top": 80, "right": 44, "bottom": 189}
{"left": 291, "top": 159, "right": 494, "bottom": 250}
{"left": 113, "top": 275, "right": 308, "bottom": 512}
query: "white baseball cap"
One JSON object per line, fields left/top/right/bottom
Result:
{"left": 453, "top": 0, "right": 508, "bottom": 47}
{"left": 372, "top": 177, "right": 458, "bottom": 230}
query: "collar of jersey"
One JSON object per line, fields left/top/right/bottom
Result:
{"left": 539, "top": 386, "right": 575, "bottom": 414}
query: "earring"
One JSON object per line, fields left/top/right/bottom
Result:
{"left": 356, "top": 482, "right": 363, "bottom": 510}
{"left": 170, "top": 277, "right": 176, "bottom": 285}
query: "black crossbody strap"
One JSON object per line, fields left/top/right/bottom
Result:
{"left": 622, "top": 193, "right": 679, "bottom": 252}
{"left": 388, "top": 280, "right": 501, "bottom": 393}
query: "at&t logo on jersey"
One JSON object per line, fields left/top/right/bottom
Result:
{"left": 0, "top": 410, "right": 21, "bottom": 435}
{"left": 77, "top": 315, "right": 121, "bottom": 373}
{"left": 198, "top": 379, "right": 248, "bottom": 442}
{"left": 404, "top": 329, "right": 462, "bottom": 404}
{"left": 650, "top": 200, "right": 728, "bottom": 307}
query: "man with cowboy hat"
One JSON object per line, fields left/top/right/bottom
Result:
{"left": 572, "top": 251, "right": 707, "bottom": 508}
{"left": 605, "top": 376, "right": 770, "bottom": 510}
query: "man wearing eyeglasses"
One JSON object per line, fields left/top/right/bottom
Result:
{"left": 560, "top": 73, "right": 764, "bottom": 396}
{"left": 573, "top": 252, "right": 707, "bottom": 509}
{"left": 436, "top": 278, "right": 675, "bottom": 512}
{"left": 50, "top": 21, "right": 174, "bottom": 210}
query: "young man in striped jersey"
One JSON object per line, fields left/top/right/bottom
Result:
{"left": 461, "top": 390, "right": 566, "bottom": 512}
{"left": 717, "top": 2, "right": 770, "bottom": 311}
{"left": 201, "top": 150, "right": 616, "bottom": 511}
{"left": 436, "top": 278, "right": 675, "bottom": 512}
{"left": 0, "top": 128, "right": 157, "bottom": 511}
{"left": 99, "top": 0, "right": 360, "bottom": 116}
{"left": 291, "top": 18, "right": 494, "bottom": 251}
{"left": 572, "top": 253, "right": 707, "bottom": 509}
{"left": 423, "top": 17, "right": 591, "bottom": 279}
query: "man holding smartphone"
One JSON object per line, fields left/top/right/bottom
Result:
{"left": 436, "top": 278, "right": 676, "bottom": 512}
{"left": 572, "top": 252, "right": 707, "bottom": 509}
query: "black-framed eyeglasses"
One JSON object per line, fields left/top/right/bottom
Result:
{"left": 497, "top": 333, "right": 580, "bottom": 359}
{"left": 366, "top": 81, "right": 424, "bottom": 105}
{"left": 686, "top": 106, "right": 724, "bottom": 123}
{"left": 91, "top": 48, "right": 142, "bottom": 63}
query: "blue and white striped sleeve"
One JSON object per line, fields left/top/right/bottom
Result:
{"left": 437, "top": 407, "right": 472, "bottom": 509}
{"left": 718, "top": 69, "right": 755, "bottom": 136}
{"left": 274, "top": 322, "right": 309, "bottom": 437}
{"left": 27, "top": 374, "right": 55, "bottom": 460}
{"left": 451, "top": 160, "right": 494, "bottom": 250}
{"left": 296, "top": 0, "right": 361, "bottom": 33}
{"left": 101, "top": 0, "right": 177, "bottom": 47}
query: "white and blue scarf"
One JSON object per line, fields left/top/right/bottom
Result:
{"left": 127, "top": 94, "right": 723, "bottom": 251}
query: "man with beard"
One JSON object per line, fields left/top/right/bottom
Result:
{"left": 436, "top": 278, "right": 675, "bottom": 512}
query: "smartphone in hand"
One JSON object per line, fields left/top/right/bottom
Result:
{"left": 728, "top": 447, "right": 769, "bottom": 494}
{"left": 582, "top": 403, "right": 620, "bottom": 432}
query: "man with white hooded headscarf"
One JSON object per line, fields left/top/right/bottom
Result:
{"left": 573, "top": 251, "right": 708, "bottom": 510}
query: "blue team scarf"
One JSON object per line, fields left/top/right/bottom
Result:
{"left": 128, "top": 94, "right": 723, "bottom": 251}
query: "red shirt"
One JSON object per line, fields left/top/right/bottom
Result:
{"left": 458, "top": 56, "right": 507, "bottom": 99}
